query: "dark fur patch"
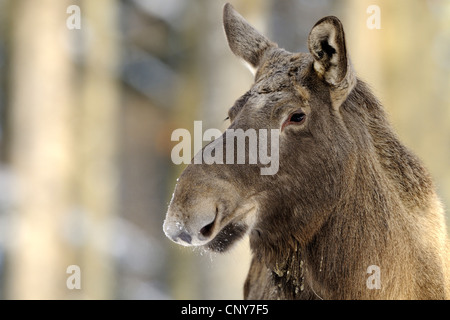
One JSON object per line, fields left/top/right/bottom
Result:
{"left": 206, "top": 222, "right": 247, "bottom": 252}
{"left": 320, "top": 39, "right": 336, "bottom": 57}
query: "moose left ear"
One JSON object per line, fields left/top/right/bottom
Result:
{"left": 308, "top": 16, "right": 356, "bottom": 109}
{"left": 223, "top": 3, "right": 276, "bottom": 75}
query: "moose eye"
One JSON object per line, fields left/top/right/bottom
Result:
{"left": 289, "top": 112, "right": 305, "bottom": 123}
{"left": 282, "top": 111, "right": 306, "bottom": 131}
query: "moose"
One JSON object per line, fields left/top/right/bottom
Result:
{"left": 163, "top": 3, "right": 450, "bottom": 299}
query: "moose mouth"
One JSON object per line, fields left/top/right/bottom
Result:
{"left": 202, "top": 205, "right": 257, "bottom": 253}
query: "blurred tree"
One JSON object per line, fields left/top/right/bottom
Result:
{"left": 78, "top": 0, "right": 120, "bottom": 299}
{"left": 6, "top": 0, "right": 121, "bottom": 299}
{"left": 7, "top": 0, "right": 77, "bottom": 299}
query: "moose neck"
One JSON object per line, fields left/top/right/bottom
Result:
{"left": 247, "top": 82, "right": 437, "bottom": 299}
{"left": 249, "top": 144, "right": 403, "bottom": 299}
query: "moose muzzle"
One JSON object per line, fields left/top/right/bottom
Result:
{"left": 163, "top": 203, "right": 217, "bottom": 247}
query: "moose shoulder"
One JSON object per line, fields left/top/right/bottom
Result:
{"left": 163, "top": 3, "right": 450, "bottom": 299}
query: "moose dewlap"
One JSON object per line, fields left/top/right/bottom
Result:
{"left": 163, "top": 3, "right": 450, "bottom": 299}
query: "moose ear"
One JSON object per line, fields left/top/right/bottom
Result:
{"left": 223, "top": 3, "right": 276, "bottom": 74}
{"left": 308, "top": 16, "right": 356, "bottom": 108}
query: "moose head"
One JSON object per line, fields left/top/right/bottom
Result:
{"left": 164, "top": 3, "right": 357, "bottom": 252}
{"left": 163, "top": 3, "right": 449, "bottom": 300}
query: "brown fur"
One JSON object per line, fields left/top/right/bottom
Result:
{"left": 163, "top": 4, "right": 449, "bottom": 299}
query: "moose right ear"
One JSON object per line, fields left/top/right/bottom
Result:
{"left": 308, "top": 16, "right": 356, "bottom": 109}
{"left": 223, "top": 3, "right": 276, "bottom": 74}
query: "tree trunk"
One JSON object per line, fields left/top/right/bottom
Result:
{"left": 7, "top": 0, "right": 76, "bottom": 299}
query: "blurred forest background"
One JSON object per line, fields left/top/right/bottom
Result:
{"left": 0, "top": 0, "right": 448, "bottom": 299}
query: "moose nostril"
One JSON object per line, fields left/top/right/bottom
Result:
{"left": 199, "top": 207, "right": 218, "bottom": 239}
{"left": 200, "top": 221, "right": 215, "bottom": 238}
{"left": 178, "top": 232, "right": 192, "bottom": 244}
